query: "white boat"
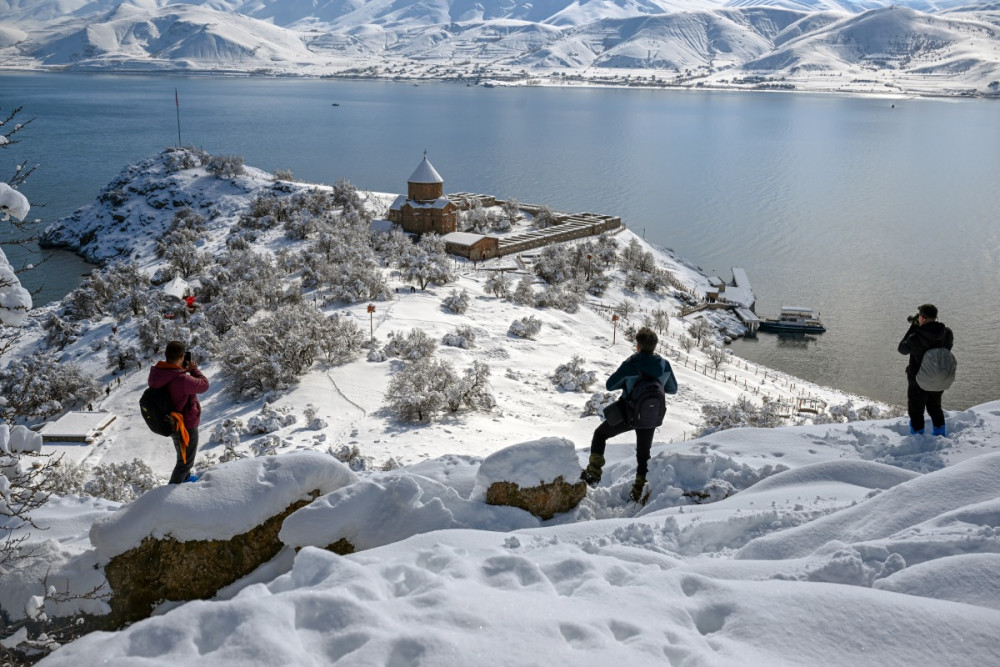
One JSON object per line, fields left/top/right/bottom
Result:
{"left": 758, "top": 307, "right": 826, "bottom": 334}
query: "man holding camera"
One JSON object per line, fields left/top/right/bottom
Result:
{"left": 898, "top": 304, "right": 953, "bottom": 436}
{"left": 148, "top": 340, "right": 210, "bottom": 483}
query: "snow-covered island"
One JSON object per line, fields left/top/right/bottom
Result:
{"left": 1, "top": 0, "right": 999, "bottom": 98}
{"left": 1, "top": 147, "right": 999, "bottom": 665}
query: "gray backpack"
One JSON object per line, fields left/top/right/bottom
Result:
{"left": 916, "top": 347, "right": 957, "bottom": 392}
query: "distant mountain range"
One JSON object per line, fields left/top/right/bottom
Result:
{"left": 1, "top": 0, "right": 998, "bottom": 96}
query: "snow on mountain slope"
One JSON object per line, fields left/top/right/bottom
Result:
{"left": 28, "top": 4, "right": 318, "bottom": 69}
{"left": 744, "top": 4, "right": 1000, "bottom": 80}
{"left": 1, "top": 0, "right": 999, "bottom": 94}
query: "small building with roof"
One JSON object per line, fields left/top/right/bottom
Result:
{"left": 387, "top": 154, "right": 458, "bottom": 235}
{"left": 443, "top": 232, "right": 500, "bottom": 260}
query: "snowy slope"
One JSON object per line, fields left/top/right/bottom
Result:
{"left": 4, "top": 149, "right": 1000, "bottom": 663}
{"left": 28, "top": 4, "right": 317, "bottom": 70}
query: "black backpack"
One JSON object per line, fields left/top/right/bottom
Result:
{"left": 139, "top": 385, "right": 178, "bottom": 437}
{"left": 627, "top": 374, "right": 666, "bottom": 429}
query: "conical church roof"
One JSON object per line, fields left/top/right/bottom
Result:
{"left": 408, "top": 155, "right": 443, "bottom": 184}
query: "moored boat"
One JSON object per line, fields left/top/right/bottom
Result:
{"left": 758, "top": 306, "right": 826, "bottom": 334}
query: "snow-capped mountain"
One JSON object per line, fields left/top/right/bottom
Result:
{"left": 1, "top": 0, "right": 999, "bottom": 95}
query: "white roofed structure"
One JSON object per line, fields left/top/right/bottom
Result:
{"left": 408, "top": 155, "right": 443, "bottom": 184}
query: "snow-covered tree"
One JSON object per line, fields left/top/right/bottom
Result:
{"left": 442, "top": 325, "right": 476, "bottom": 349}
{"left": 205, "top": 154, "right": 245, "bottom": 179}
{"left": 0, "top": 353, "right": 101, "bottom": 422}
{"left": 218, "top": 304, "right": 360, "bottom": 399}
{"left": 707, "top": 346, "right": 728, "bottom": 371}
{"left": 551, "top": 356, "right": 597, "bottom": 392}
{"left": 508, "top": 315, "right": 542, "bottom": 339}
{"left": 532, "top": 205, "right": 557, "bottom": 229}
{"left": 42, "top": 312, "right": 82, "bottom": 350}
{"left": 443, "top": 360, "right": 495, "bottom": 413}
{"left": 502, "top": 198, "right": 521, "bottom": 225}
{"left": 398, "top": 233, "right": 454, "bottom": 290}
{"left": 691, "top": 318, "right": 713, "bottom": 345}
{"left": 536, "top": 284, "right": 583, "bottom": 313}
{"left": 647, "top": 307, "right": 671, "bottom": 336}
{"left": 1, "top": 106, "right": 36, "bottom": 333}
{"left": 697, "top": 397, "right": 785, "bottom": 436}
{"left": 106, "top": 337, "right": 140, "bottom": 372}
{"left": 384, "top": 328, "right": 437, "bottom": 361}
{"left": 384, "top": 356, "right": 456, "bottom": 422}
{"left": 0, "top": 424, "right": 54, "bottom": 567}
{"left": 442, "top": 289, "right": 470, "bottom": 314}
{"left": 483, "top": 271, "right": 512, "bottom": 298}
{"left": 463, "top": 200, "right": 492, "bottom": 234}
{"left": 511, "top": 276, "right": 535, "bottom": 306}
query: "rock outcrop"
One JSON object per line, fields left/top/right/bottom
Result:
{"left": 104, "top": 495, "right": 315, "bottom": 627}
{"left": 485, "top": 476, "right": 587, "bottom": 520}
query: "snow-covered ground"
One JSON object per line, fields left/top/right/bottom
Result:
{"left": 1, "top": 0, "right": 999, "bottom": 98}
{"left": 2, "top": 150, "right": 998, "bottom": 664}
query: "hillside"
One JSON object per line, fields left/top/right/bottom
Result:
{"left": 1, "top": 0, "right": 999, "bottom": 96}
{"left": 2, "top": 148, "right": 999, "bottom": 664}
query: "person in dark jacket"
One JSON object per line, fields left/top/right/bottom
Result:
{"left": 581, "top": 327, "right": 678, "bottom": 501}
{"left": 898, "top": 303, "right": 953, "bottom": 436}
{"left": 148, "top": 340, "right": 210, "bottom": 483}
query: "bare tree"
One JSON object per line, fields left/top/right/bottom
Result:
{"left": 707, "top": 345, "right": 728, "bottom": 371}
{"left": 648, "top": 307, "right": 671, "bottom": 335}
{"left": 691, "top": 318, "right": 713, "bottom": 344}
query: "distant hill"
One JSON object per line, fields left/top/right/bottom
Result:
{"left": 1, "top": 0, "right": 998, "bottom": 95}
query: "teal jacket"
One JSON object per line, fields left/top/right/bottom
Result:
{"left": 606, "top": 352, "right": 678, "bottom": 398}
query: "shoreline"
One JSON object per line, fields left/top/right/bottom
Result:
{"left": 2, "top": 65, "right": 998, "bottom": 102}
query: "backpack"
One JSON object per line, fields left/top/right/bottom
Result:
{"left": 915, "top": 347, "right": 957, "bottom": 392}
{"left": 627, "top": 374, "right": 666, "bottom": 429}
{"left": 139, "top": 385, "right": 178, "bottom": 437}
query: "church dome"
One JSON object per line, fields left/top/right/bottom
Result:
{"left": 408, "top": 155, "right": 443, "bottom": 184}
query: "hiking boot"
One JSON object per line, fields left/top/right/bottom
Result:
{"left": 630, "top": 475, "right": 647, "bottom": 503}
{"left": 932, "top": 424, "right": 947, "bottom": 437}
{"left": 580, "top": 454, "right": 605, "bottom": 488}
{"left": 909, "top": 424, "right": 925, "bottom": 435}
{"left": 184, "top": 474, "right": 199, "bottom": 483}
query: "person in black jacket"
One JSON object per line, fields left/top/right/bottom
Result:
{"left": 898, "top": 303, "right": 953, "bottom": 436}
{"left": 580, "top": 327, "right": 678, "bottom": 501}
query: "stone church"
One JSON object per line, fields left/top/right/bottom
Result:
{"left": 387, "top": 154, "right": 458, "bottom": 235}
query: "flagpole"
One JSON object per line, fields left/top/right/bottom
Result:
{"left": 175, "top": 89, "right": 182, "bottom": 147}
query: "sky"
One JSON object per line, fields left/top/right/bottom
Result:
{"left": 2, "top": 150, "right": 999, "bottom": 665}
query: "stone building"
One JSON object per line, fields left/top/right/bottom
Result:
{"left": 387, "top": 155, "right": 458, "bottom": 235}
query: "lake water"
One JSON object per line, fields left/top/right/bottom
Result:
{"left": 3, "top": 72, "right": 998, "bottom": 410}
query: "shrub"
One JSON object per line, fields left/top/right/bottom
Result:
{"left": 205, "top": 154, "right": 246, "bottom": 178}
{"left": 442, "top": 325, "right": 476, "bottom": 349}
{"left": 383, "top": 328, "right": 437, "bottom": 360}
{"left": 697, "top": 397, "right": 785, "bottom": 436}
{"left": 442, "top": 289, "right": 470, "bottom": 314}
{"left": 551, "top": 356, "right": 597, "bottom": 392}
{"left": 86, "top": 459, "right": 160, "bottom": 502}
{"left": 484, "top": 272, "right": 512, "bottom": 298}
{"left": 218, "top": 304, "right": 361, "bottom": 399}
{"left": 508, "top": 315, "right": 541, "bottom": 339}
{"left": 0, "top": 353, "right": 101, "bottom": 421}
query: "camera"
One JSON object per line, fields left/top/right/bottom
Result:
{"left": 906, "top": 314, "right": 920, "bottom": 324}
{"left": 183, "top": 350, "right": 193, "bottom": 365}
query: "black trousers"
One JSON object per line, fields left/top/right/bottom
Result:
{"left": 590, "top": 420, "right": 656, "bottom": 477}
{"left": 168, "top": 427, "right": 199, "bottom": 484}
{"left": 907, "top": 382, "right": 944, "bottom": 431}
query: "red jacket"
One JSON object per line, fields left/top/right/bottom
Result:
{"left": 147, "top": 362, "right": 209, "bottom": 430}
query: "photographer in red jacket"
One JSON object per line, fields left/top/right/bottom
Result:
{"left": 147, "top": 340, "right": 210, "bottom": 483}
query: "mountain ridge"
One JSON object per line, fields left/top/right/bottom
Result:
{"left": 1, "top": 0, "right": 999, "bottom": 95}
